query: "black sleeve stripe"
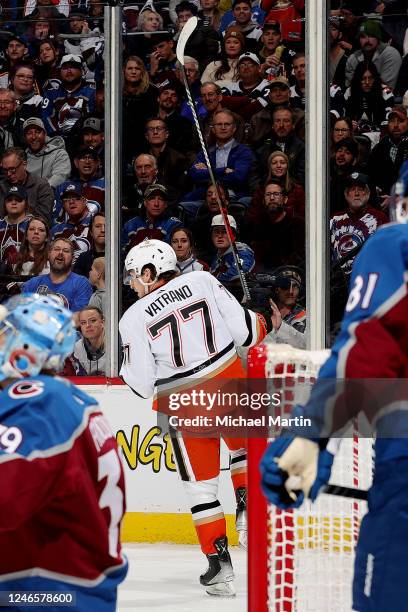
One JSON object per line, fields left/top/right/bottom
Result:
{"left": 242, "top": 308, "right": 254, "bottom": 347}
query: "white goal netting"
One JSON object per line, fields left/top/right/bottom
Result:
{"left": 248, "top": 344, "right": 373, "bottom": 612}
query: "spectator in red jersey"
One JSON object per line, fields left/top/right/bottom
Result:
{"left": 330, "top": 172, "right": 388, "bottom": 275}
{"left": 53, "top": 145, "right": 104, "bottom": 224}
{"left": 0, "top": 185, "right": 32, "bottom": 270}
{"left": 51, "top": 184, "right": 93, "bottom": 262}
{"left": 73, "top": 212, "right": 105, "bottom": 279}
{"left": 261, "top": 0, "right": 305, "bottom": 49}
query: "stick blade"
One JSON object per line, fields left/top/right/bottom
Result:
{"left": 176, "top": 16, "right": 198, "bottom": 64}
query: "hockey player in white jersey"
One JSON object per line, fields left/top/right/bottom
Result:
{"left": 120, "top": 239, "right": 268, "bottom": 596}
{"left": 260, "top": 160, "right": 408, "bottom": 611}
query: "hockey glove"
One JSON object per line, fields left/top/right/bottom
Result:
{"left": 260, "top": 436, "right": 335, "bottom": 510}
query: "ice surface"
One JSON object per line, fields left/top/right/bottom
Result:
{"left": 118, "top": 543, "right": 247, "bottom": 612}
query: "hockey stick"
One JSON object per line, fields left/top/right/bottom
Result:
{"left": 285, "top": 474, "right": 368, "bottom": 501}
{"left": 322, "top": 483, "right": 368, "bottom": 501}
{"left": 176, "top": 17, "right": 252, "bottom": 304}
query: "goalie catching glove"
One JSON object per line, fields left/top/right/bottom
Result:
{"left": 260, "top": 431, "right": 335, "bottom": 510}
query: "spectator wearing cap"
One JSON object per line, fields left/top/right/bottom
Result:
{"left": 201, "top": 26, "right": 244, "bottom": 87}
{"left": 121, "top": 183, "right": 183, "bottom": 254}
{"left": 368, "top": 105, "right": 408, "bottom": 196}
{"left": 345, "top": 19, "right": 402, "bottom": 90}
{"left": 80, "top": 117, "right": 104, "bottom": 174}
{"left": 51, "top": 184, "right": 93, "bottom": 262}
{"left": 210, "top": 213, "right": 255, "bottom": 284}
{"left": 330, "top": 172, "right": 388, "bottom": 275}
{"left": 0, "top": 185, "right": 32, "bottom": 269}
{"left": 143, "top": 116, "right": 191, "bottom": 196}
{"left": 122, "top": 55, "right": 159, "bottom": 163}
{"left": 259, "top": 21, "right": 295, "bottom": 80}
{"left": 191, "top": 181, "right": 230, "bottom": 262}
{"left": 221, "top": 52, "right": 271, "bottom": 120}
{"left": 330, "top": 137, "right": 360, "bottom": 214}
{"left": 42, "top": 54, "right": 95, "bottom": 149}
{"left": 53, "top": 145, "right": 104, "bottom": 224}
{"left": 64, "top": 9, "right": 102, "bottom": 83}
{"left": 73, "top": 212, "right": 105, "bottom": 278}
{"left": 247, "top": 77, "right": 303, "bottom": 149}
{"left": 266, "top": 266, "right": 306, "bottom": 348}
{"left": 0, "top": 89, "right": 23, "bottom": 156}
{"left": 261, "top": 0, "right": 304, "bottom": 49}
{"left": 329, "top": 16, "right": 348, "bottom": 89}
{"left": 0, "top": 146, "right": 54, "bottom": 224}
{"left": 184, "top": 108, "right": 254, "bottom": 213}
{"left": 255, "top": 106, "right": 305, "bottom": 186}
{"left": 22, "top": 237, "right": 93, "bottom": 321}
{"left": 156, "top": 82, "right": 195, "bottom": 155}
{"left": 0, "top": 35, "right": 29, "bottom": 89}
{"left": 227, "top": 0, "right": 262, "bottom": 52}
{"left": 24, "top": 117, "right": 71, "bottom": 189}
{"left": 149, "top": 33, "right": 178, "bottom": 88}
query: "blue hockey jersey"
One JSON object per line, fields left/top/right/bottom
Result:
{"left": 0, "top": 375, "right": 127, "bottom": 611}
{"left": 299, "top": 223, "right": 408, "bottom": 465}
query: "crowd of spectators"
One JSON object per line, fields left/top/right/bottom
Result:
{"left": 0, "top": 0, "right": 407, "bottom": 373}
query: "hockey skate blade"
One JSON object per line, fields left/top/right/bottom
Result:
{"left": 205, "top": 581, "right": 236, "bottom": 597}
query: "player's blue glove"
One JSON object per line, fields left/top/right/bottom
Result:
{"left": 260, "top": 436, "right": 335, "bottom": 510}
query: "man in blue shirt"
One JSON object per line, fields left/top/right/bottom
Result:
{"left": 23, "top": 237, "right": 93, "bottom": 323}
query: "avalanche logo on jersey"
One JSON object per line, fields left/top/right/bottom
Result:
{"left": 35, "top": 287, "right": 69, "bottom": 309}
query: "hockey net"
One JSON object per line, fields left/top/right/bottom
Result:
{"left": 247, "top": 343, "right": 373, "bottom": 612}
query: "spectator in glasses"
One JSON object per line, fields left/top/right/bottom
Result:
{"left": 0, "top": 146, "right": 53, "bottom": 224}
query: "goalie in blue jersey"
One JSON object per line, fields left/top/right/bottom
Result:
{"left": 0, "top": 294, "right": 127, "bottom": 612}
{"left": 260, "top": 160, "right": 408, "bottom": 612}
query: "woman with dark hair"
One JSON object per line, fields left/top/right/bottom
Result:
{"left": 34, "top": 39, "right": 61, "bottom": 93}
{"left": 344, "top": 61, "right": 394, "bottom": 133}
{"left": 13, "top": 216, "right": 50, "bottom": 277}
{"left": 170, "top": 226, "right": 209, "bottom": 274}
{"left": 331, "top": 116, "right": 353, "bottom": 147}
{"left": 122, "top": 55, "right": 158, "bottom": 163}
{"left": 201, "top": 27, "right": 245, "bottom": 86}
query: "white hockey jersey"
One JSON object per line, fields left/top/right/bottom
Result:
{"left": 119, "top": 271, "right": 265, "bottom": 398}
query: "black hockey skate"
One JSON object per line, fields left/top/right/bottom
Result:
{"left": 200, "top": 536, "right": 235, "bottom": 597}
{"left": 235, "top": 486, "right": 247, "bottom": 549}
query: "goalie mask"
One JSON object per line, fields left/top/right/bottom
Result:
{"left": 124, "top": 239, "right": 177, "bottom": 286}
{"left": 390, "top": 160, "right": 408, "bottom": 224}
{"left": 0, "top": 293, "right": 75, "bottom": 381}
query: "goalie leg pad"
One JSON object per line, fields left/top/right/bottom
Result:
{"left": 353, "top": 459, "right": 408, "bottom": 611}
